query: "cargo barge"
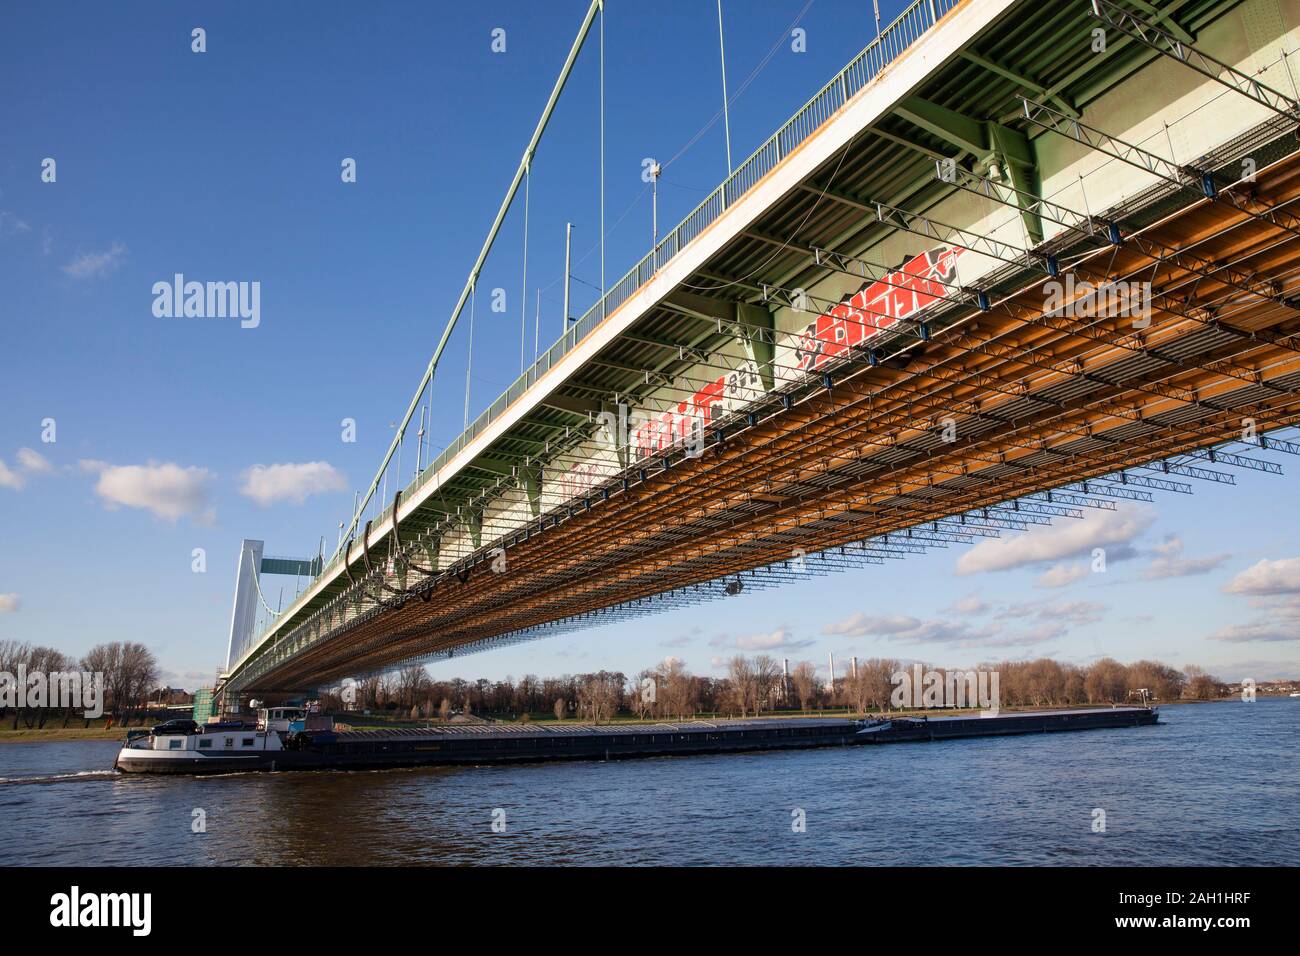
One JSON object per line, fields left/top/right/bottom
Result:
{"left": 113, "top": 705, "right": 1158, "bottom": 775}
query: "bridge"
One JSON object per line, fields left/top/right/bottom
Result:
{"left": 220, "top": 0, "right": 1300, "bottom": 700}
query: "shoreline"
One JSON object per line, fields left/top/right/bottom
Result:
{"left": 0, "top": 697, "right": 1262, "bottom": 744}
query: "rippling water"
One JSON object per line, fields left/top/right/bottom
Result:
{"left": 1, "top": 699, "right": 1294, "bottom": 866}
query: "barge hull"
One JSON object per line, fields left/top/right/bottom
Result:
{"left": 114, "top": 707, "right": 1158, "bottom": 775}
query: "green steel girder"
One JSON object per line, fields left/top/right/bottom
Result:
{"left": 958, "top": 51, "right": 1080, "bottom": 118}
{"left": 522, "top": 464, "right": 543, "bottom": 516}
{"left": 1125, "top": 0, "right": 1196, "bottom": 43}
{"left": 260, "top": 556, "right": 322, "bottom": 577}
{"left": 895, "top": 95, "right": 1044, "bottom": 244}
{"left": 539, "top": 394, "right": 602, "bottom": 417}
{"left": 737, "top": 302, "right": 777, "bottom": 393}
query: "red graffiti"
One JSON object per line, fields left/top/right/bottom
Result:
{"left": 794, "top": 244, "right": 964, "bottom": 372}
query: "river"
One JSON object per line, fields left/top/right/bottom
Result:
{"left": 0, "top": 699, "right": 1294, "bottom": 865}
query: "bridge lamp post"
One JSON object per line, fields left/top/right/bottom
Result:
{"left": 650, "top": 161, "right": 662, "bottom": 256}
{"left": 563, "top": 222, "right": 573, "bottom": 330}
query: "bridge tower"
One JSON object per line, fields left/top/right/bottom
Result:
{"left": 226, "top": 539, "right": 264, "bottom": 673}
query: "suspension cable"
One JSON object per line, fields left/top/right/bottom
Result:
{"left": 599, "top": 0, "right": 606, "bottom": 319}
{"left": 521, "top": 161, "right": 530, "bottom": 374}
{"left": 249, "top": 560, "right": 281, "bottom": 619}
{"left": 717, "top": 0, "right": 733, "bottom": 176}
{"left": 464, "top": 280, "right": 476, "bottom": 430}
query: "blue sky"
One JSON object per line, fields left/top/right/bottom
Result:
{"left": 1, "top": 0, "right": 1296, "bottom": 690}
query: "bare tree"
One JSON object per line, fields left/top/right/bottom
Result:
{"left": 396, "top": 664, "right": 429, "bottom": 709}
{"left": 553, "top": 697, "right": 566, "bottom": 722}
{"left": 791, "top": 661, "right": 818, "bottom": 712}
{"left": 752, "top": 655, "right": 782, "bottom": 714}
{"left": 1183, "top": 665, "right": 1223, "bottom": 700}
{"left": 655, "top": 658, "right": 696, "bottom": 719}
{"left": 727, "top": 656, "right": 756, "bottom": 717}
{"left": 630, "top": 670, "right": 655, "bottom": 719}
{"left": 576, "top": 671, "right": 622, "bottom": 723}
{"left": 1084, "top": 658, "right": 1128, "bottom": 703}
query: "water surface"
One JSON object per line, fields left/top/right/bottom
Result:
{"left": 0, "top": 699, "right": 1294, "bottom": 865}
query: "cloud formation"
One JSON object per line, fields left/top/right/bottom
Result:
{"left": 1036, "top": 562, "right": 1090, "bottom": 588}
{"left": 822, "top": 612, "right": 1003, "bottom": 648}
{"left": 1223, "top": 557, "right": 1300, "bottom": 596}
{"left": 81, "top": 459, "right": 215, "bottom": 523}
{"left": 1143, "top": 535, "right": 1230, "bottom": 580}
{"left": 822, "top": 596, "right": 1105, "bottom": 650}
{"left": 0, "top": 447, "right": 53, "bottom": 490}
{"left": 0, "top": 210, "right": 31, "bottom": 238}
{"left": 711, "top": 627, "right": 814, "bottom": 652}
{"left": 1209, "top": 560, "right": 1300, "bottom": 644}
{"left": 239, "top": 461, "right": 347, "bottom": 506}
{"left": 63, "top": 241, "right": 128, "bottom": 279}
{"left": 956, "top": 505, "right": 1153, "bottom": 576}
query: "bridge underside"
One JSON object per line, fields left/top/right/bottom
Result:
{"left": 227, "top": 0, "right": 1300, "bottom": 693}
{"left": 249, "top": 147, "right": 1300, "bottom": 691}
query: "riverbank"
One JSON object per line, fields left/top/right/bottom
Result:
{"left": 0, "top": 697, "right": 1238, "bottom": 743}
{"left": 0, "top": 725, "right": 126, "bottom": 743}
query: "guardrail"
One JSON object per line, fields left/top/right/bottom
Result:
{"left": 235, "top": 0, "right": 959, "bottom": 669}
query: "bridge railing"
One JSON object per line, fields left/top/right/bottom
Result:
{"left": 239, "top": 0, "right": 960, "bottom": 667}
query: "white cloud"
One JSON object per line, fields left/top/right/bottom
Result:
{"left": 62, "top": 241, "right": 127, "bottom": 279}
{"left": 0, "top": 210, "right": 31, "bottom": 237}
{"left": 996, "top": 598, "right": 1105, "bottom": 626}
{"left": 1209, "top": 596, "right": 1300, "bottom": 642}
{"left": 240, "top": 461, "right": 346, "bottom": 506}
{"left": 979, "top": 623, "right": 1067, "bottom": 647}
{"left": 1208, "top": 621, "right": 1298, "bottom": 643}
{"left": 1223, "top": 557, "right": 1300, "bottom": 596}
{"left": 15, "top": 447, "right": 52, "bottom": 475}
{"left": 1036, "top": 562, "right": 1090, "bottom": 588}
{"left": 0, "top": 594, "right": 19, "bottom": 612}
{"left": 1211, "top": 574, "right": 1300, "bottom": 643}
{"left": 81, "top": 459, "right": 215, "bottom": 523}
{"left": 945, "top": 592, "right": 989, "bottom": 615}
{"left": 0, "top": 447, "right": 54, "bottom": 490}
{"left": 660, "top": 626, "right": 700, "bottom": 648}
{"left": 821, "top": 612, "right": 1005, "bottom": 647}
{"left": 956, "top": 505, "right": 1154, "bottom": 575}
{"left": 712, "top": 627, "right": 814, "bottom": 652}
{"left": 1142, "top": 535, "right": 1230, "bottom": 580}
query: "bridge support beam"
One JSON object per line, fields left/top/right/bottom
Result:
{"left": 737, "top": 302, "right": 777, "bottom": 393}
{"left": 894, "top": 95, "right": 1044, "bottom": 244}
{"left": 523, "top": 464, "right": 544, "bottom": 516}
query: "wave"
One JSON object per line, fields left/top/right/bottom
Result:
{"left": 0, "top": 769, "right": 119, "bottom": 786}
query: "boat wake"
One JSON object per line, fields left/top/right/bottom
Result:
{"left": 0, "top": 769, "right": 120, "bottom": 786}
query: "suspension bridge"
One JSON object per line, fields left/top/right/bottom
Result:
{"left": 219, "top": 0, "right": 1300, "bottom": 701}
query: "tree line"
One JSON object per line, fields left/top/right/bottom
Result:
{"left": 0, "top": 637, "right": 1230, "bottom": 729}
{"left": 0, "top": 640, "right": 160, "bottom": 728}
{"left": 319, "top": 654, "right": 1228, "bottom": 722}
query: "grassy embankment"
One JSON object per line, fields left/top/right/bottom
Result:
{"left": 0, "top": 716, "right": 134, "bottom": 743}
